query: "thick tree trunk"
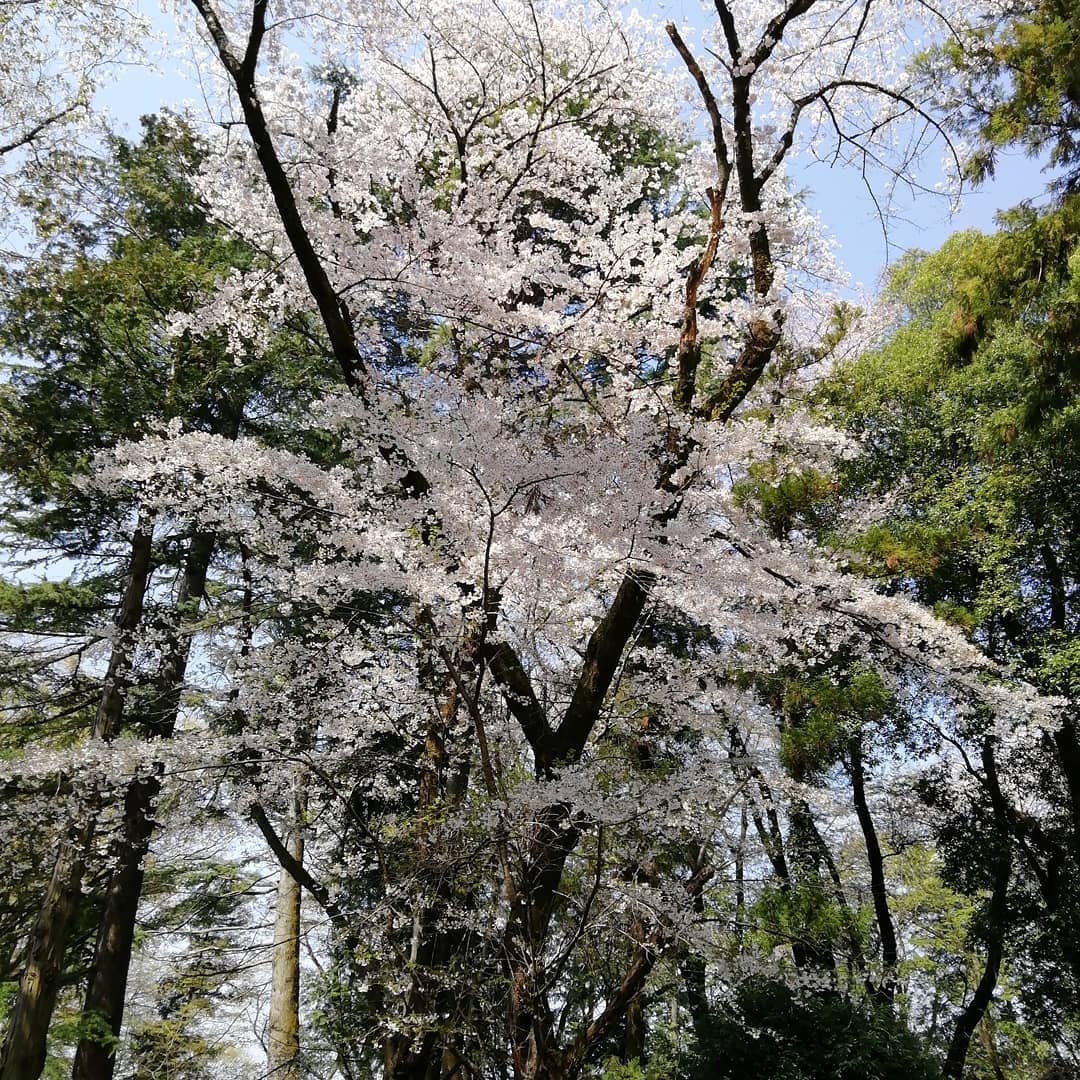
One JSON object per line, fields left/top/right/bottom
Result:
{"left": 622, "top": 995, "right": 646, "bottom": 1066}
{"left": 384, "top": 625, "right": 479, "bottom": 1080}
{"left": 683, "top": 846, "right": 715, "bottom": 1045}
{"left": 71, "top": 533, "right": 214, "bottom": 1080}
{"left": 267, "top": 775, "right": 306, "bottom": 1080}
{"left": 1053, "top": 714, "right": 1080, "bottom": 861}
{"left": 69, "top": 777, "right": 158, "bottom": 1080}
{"left": 0, "top": 818, "right": 93, "bottom": 1080}
{"left": 0, "top": 524, "right": 154, "bottom": 1080}
{"left": 621, "top": 916, "right": 648, "bottom": 1066}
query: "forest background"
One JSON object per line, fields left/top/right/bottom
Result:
{"left": 0, "top": 2, "right": 1078, "bottom": 1080}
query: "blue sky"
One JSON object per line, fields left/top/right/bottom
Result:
{"left": 104, "top": 0, "right": 1048, "bottom": 293}
{"left": 638, "top": 0, "right": 1049, "bottom": 289}
{"left": 799, "top": 149, "right": 1047, "bottom": 290}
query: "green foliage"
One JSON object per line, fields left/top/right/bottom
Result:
{"left": 733, "top": 463, "right": 834, "bottom": 541}
{"left": 749, "top": 881, "right": 853, "bottom": 958}
{"left": 777, "top": 669, "right": 889, "bottom": 778}
{"left": 600, "top": 1058, "right": 648, "bottom": 1080}
{"left": 933, "top": 0, "right": 1080, "bottom": 193}
{"left": 0, "top": 578, "right": 105, "bottom": 633}
{"left": 0, "top": 113, "right": 340, "bottom": 545}
{"left": 822, "top": 194, "right": 1080, "bottom": 1052}
{"left": 129, "top": 1001, "right": 222, "bottom": 1080}
{"left": 125, "top": 857, "right": 257, "bottom": 1079}
{"left": 821, "top": 204, "right": 1080, "bottom": 659}
{"left": 686, "top": 980, "right": 941, "bottom": 1080}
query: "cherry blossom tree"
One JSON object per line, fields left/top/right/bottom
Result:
{"left": 0, "top": 1, "right": 149, "bottom": 231}
{"left": 87, "top": 1, "right": 1040, "bottom": 1076}
{"left": 0, "top": 2, "right": 1066, "bottom": 1079}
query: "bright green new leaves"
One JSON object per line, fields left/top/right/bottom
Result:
{"left": 822, "top": 203, "right": 1080, "bottom": 678}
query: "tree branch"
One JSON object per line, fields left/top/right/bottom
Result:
{"left": 189, "top": 0, "right": 366, "bottom": 391}
{"left": 251, "top": 802, "right": 347, "bottom": 927}
{"left": 666, "top": 23, "right": 732, "bottom": 413}
{"left": 485, "top": 640, "right": 553, "bottom": 755}
{"left": 550, "top": 570, "right": 653, "bottom": 770}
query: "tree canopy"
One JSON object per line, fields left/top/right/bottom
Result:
{"left": 0, "top": 3, "right": 1077, "bottom": 1080}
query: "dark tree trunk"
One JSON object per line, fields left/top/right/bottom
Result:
{"left": 943, "top": 739, "right": 1012, "bottom": 1078}
{"left": 384, "top": 624, "right": 480, "bottom": 1080}
{"left": 71, "top": 533, "right": 214, "bottom": 1080}
{"left": 849, "top": 733, "right": 899, "bottom": 1002}
{"left": 69, "top": 776, "right": 158, "bottom": 1080}
{"left": 787, "top": 800, "right": 838, "bottom": 976}
{"left": 621, "top": 917, "right": 648, "bottom": 1065}
{"left": 0, "top": 817, "right": 94, "bottom": 1080}
{"left": 1, "top": 524, "right": 154, "bottom": 1080}
{"left": 683, "top": 844, "right": 715, "bottom": 1044}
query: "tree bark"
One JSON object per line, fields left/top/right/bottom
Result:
{"left": 0, "top": 817, "right": 94, "bottom": 1080}
{"left": 849, "top": 733, "right": 899, "bottom": 1002}
{"left": 943, "top": 739, "right": 1012, "bottom": 1078}
{"left": 71, "top": 532, "right": 215, "bottom": 1080}
{"left": 1, "top": 523, "right": 154, "bottom": 1080}
{"left": 621, "top": 916, "right": 648, "bottom": 1066}
{"left": 69, "top": 778, "right": 157, "bottom": 1080}
{"left": 267, "top": 775, "right": 306, "bottom": 1080}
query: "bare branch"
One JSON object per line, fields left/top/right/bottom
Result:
{"left": 251, "top": 801, "right": 347, "bottom": 927}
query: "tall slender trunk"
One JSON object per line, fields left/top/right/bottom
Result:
{"left": 942, "top": 856, "right": 1009, "bottom": 1078}
{"left": 849, "top": 733, "right": 898, "bottom": 1003}
{"left": 71, "top": 533, "right": 215, "bottom": 1080}
{"left": 943, "top": 739, "right": 1012, "bottom": 1079}
{"left": 621, "top": 915, "right": 648, "bottom": 1066}
{"left": 1041, "top": 544, "right": 1080, "bottom": 861}
{"left": 268, "top": 773, "right": 306, "bottom": 1080}
{"left": 1, "top": 524, "right": 154, "bottom": 1080}
{"left": 682, "top": 845, "right": 714, "bottom": 1045}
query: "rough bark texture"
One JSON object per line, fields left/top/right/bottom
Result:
{"left": 71, "top": 533, "right": 215, "bottom": 1080}
{"left": 70, "top": 779, "right": 158, "bottom": 1080}
{"left": 0, "top": 525, "right": 154, "bottom": 1080}
{"left": 0, "top": 818, "right": 94, "bottom": 1080}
